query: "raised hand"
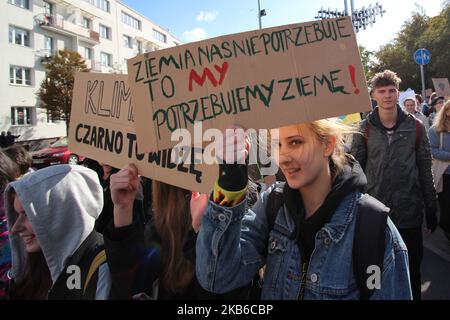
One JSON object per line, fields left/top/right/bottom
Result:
{"left": 220, "top": 125, "right": 250, "bottom": 164}
{"left": 110, "top": 164, "right": 139, "bottom": 227}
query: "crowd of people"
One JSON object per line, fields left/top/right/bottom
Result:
{"left": 0, "top": 69, "right": 449, "bottom": 300}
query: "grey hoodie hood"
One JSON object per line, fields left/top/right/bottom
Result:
{"left": 5, "top": 165, "right": 103, "bottom": 284}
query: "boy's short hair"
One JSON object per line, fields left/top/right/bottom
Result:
{"left": 371, "top": 70, "right": 401, "bottom": 89}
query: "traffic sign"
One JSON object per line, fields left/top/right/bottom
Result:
{"left": 414, "top": 48, "right": 431, "bottom": 65}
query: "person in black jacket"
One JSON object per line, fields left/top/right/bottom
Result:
{"left": 0, "top": 132, "right": 7, "bottom": 149}
{"left": 5, "top": 132, "right": 20, "bottom": 148}
{"left": 83, "top": 159, "right": 148, "bottom": 235}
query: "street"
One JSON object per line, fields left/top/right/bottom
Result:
{"left": 422, "top": 227, "right": 450, "bottom": 300}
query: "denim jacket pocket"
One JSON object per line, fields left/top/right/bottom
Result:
{"left": 264, "top": 230, "right": 289, "bottom": 290}
{"left": 307, "top": 279, "right": 359, "bottom": 300}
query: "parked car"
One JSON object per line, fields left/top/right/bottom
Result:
{"left": 31, "top": 137, "right": 85, "bottom": 169}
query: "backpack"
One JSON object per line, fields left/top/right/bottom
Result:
{"left": 262, "top": 183, "right": 388, "bottom": 300}
{"left": 82, "top": 249, "right": 107, "bottom": 298}
{"left": 47, "top": 233, "right": 110, "bottom": 300}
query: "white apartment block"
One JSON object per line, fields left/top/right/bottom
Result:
{"left": 0, "top": 0, "right": 181, "bottom": 142}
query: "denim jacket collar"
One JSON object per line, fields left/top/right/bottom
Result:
{"left": 319, "top": 192, "right": 359, "bottom": 243}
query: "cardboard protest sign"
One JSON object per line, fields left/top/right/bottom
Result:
{"left": 68, "top": 72, "right": 218, "bottom": 193}
{"left": 432, "top": 78, "right": 450, "bottom": 97}
{"left": 128, "top": 17, "right": 371, "bottom": 153}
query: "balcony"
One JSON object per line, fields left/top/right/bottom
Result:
{"left": 85, "top": 60, "right": 103, "bottom": 72}
{"left": 34, "top": 13, "right": 100, "bottom": 44}
{"left": 134, "top": 36, "right": 161, "bottom": 53}
{"left": 35, "top": 49, "right": 57, "bottom": 63}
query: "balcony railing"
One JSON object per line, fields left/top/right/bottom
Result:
{"left": 34, "top": 13, "right": 100, "bottom": 44}
{"left": 86, "top": 60, "right": 103, "bottom": 72}
{"left": 89, "top": 29, "right": 100, "bottom": 42}
{"left": 35, "top": 49, "right": 57, "bottom": 63}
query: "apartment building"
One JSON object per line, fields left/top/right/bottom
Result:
{"left": 0, "top": 0, "right": 180, "bottom": 141}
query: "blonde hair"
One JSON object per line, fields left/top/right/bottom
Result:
{"left": 308, "top": 118, "right": 358, "bottom": 180}
{"left": 433, "top": 100, "right": 450, "bottom": 133}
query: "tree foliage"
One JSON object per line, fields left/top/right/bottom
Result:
{"left": 358, "top": 45, "right": 376, "bottom": 83}
{"left": 371, "top": 1, "right": 450, "bottom": 92}
{"left": 37, "top": 49, "right": 87, "bottom": 133}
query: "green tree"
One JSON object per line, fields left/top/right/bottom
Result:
{"left": 372, "top": 12, "right": 429, "bottom": 91}
{"left": 371, "top": 1, "right": 450, "bottom": 92}
{"left": 358, "top": 45, "right": 376, "bottom": 83}
{"left": 421, "top": 1, "right": 450, "bottom": 81}
{"left": 37, "top": 49, "right": 88, "bottom": 135}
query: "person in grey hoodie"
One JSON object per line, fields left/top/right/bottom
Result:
{"left": 4, "top": 164, "right": 112, "bottom": 299}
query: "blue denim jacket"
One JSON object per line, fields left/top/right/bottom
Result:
{"left": 196, "top": 186, "right": 412, "bottom": 300}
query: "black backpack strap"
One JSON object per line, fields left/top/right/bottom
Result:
{"left": 353, "top": 194, "right": 388, "bottom": 300}
{"left": 83, "top": 249, "right": 107, "bottom": 298}
{"left": 265, "top": 182, "right": 285, "bottom": 233}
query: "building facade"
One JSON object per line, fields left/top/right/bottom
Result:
{"left": 0, "top": 0, "right": 180, "bottom": 141}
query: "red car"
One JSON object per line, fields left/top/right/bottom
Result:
{"left": 31, "top": 137, "right": 85, "bottom": 168}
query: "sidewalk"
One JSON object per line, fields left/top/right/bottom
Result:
{"left": 423, "top": 227, "right": 450, "bottom": 263}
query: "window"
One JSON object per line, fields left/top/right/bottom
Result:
{"left": 123, "top": 34, "right": 132, "bottom": 49}
{"left": 8, "top": 0, "right": 29, "bottom": 9}
{"left": 153, "top": 29, "right": 167, "bottom": 43}
{"left": 99, "top": 24, "right": 111, "bottom": 40}
{"left": 85, "top": 0, "right": 110, "bottom": 13}
{"left": 83, "top": 47, "right": 92, "bottom": 60}
{"left": 83, "top": 17, "right": 91, "bottom": 29}
{"left": 121, "top": 11, "right": 141, "bottom": 30}
{"left": 10, "top": 66, "right": 31, "bottom": 85}
{"left": 44, "top": 35, "right": 54, "bottom": 53}
{"left": 9, "top": 26, "right": 30, "bottom": 47}
{"left": 43, "top": 1, "right": 53, "bottom": 15}
{"left": 137, "top": 40, "right": 142, "bottom": 54}
{"left": 11, "top": 107, "right": 33, "bottom": 125}
{"left": 100, "top": 52, "right": 112, "bottom": 67}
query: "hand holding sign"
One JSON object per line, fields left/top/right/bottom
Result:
{"left": 220, "top": 125, "right": 251, "bottom": 164}
{"left": 110, "top": 164, "right": 140, "bottom": 227}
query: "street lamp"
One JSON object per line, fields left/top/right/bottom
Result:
{"left": 258, "top": 0, "right": 266, "bottom": 29}
{"left": 315, "top": 0, "right": 385, "bottom": 33}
